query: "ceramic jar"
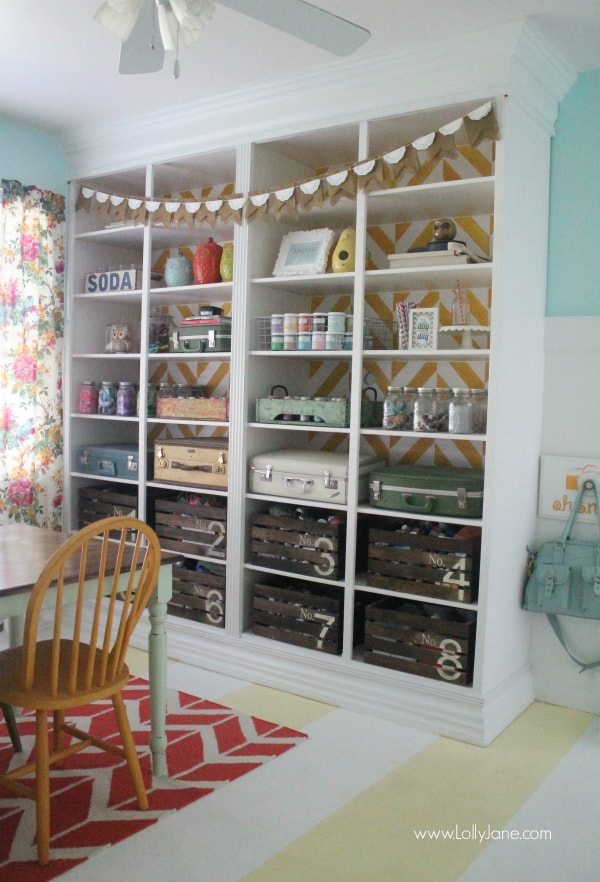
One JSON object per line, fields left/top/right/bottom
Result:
{"left": 219, "top": 242, "right": 234, "bottom": 282}
{"left": 193, "top": 237, "right": 223, "bottom": 284}
{"left": 164, "top": 253, "right": 193, "bottom": 287}
{"left": 331, "top": 228, "right": 356, "bottom": 273}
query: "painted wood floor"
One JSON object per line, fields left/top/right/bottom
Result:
{"left": 51, "top": 650, "right": 598, "bottom": 882}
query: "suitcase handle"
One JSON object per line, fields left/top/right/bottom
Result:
{"left": 171, "top": 461, "right": 215, "bottom": 472}
{"left": 401, "top": 493, "right": 436, "bottom": 513}
{"left": 284, "top": 476, "right": 313, "bottom": 493}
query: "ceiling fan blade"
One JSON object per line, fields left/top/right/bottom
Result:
{"left": 118, "top": 0, "right": 165, "bottom": 74}
{"left": 218, "top": 0, "right": 370, "bottom": 56}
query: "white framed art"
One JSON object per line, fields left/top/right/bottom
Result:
{"left": 408, "top": 307, "right": 439, "bottom": 350}
{"left": 273, "top": 228, "right": 335, "bottom": 276}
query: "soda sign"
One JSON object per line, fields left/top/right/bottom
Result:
{"left": 84, "top": 269, "right": 141, "bottom": 294}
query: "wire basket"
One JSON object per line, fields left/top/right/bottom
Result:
{"left": 255, "top": 317, "right": 396, "bottom": 351}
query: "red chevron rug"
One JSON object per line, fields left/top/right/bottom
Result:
{"left": 0, "top": 677, "right": 308, "bottom": 881}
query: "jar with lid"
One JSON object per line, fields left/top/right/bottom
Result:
{"left": 116, "top": 381, "right": 137, "bottom": 416}
{"left": 137, "top": 383, "right": 158, "bottom": 417}
{"left": 413, "top": 387, "right": 437, "bottom": 432}
{"left": 383, "top": 387, "right": 409, "bottom": 430}
{"left": 434, "top": 388, "right": 450, "bottom": 432}
{"left": 471, "top": 389, "right": 488, "bottom": 433}
{"left": 149, "top": 308, "right": 176, "bottom": 352}
{"left": 448, "top": 388, "right": 473, "bottom": 434}
{"left": 157, "top": 382, "right": 175, "bottom": 400}
{"left": 78, "top": 381, "right": 98, "bottom": 414}
{"left": 98, "top": 381, "right": 117, "bottom": 415}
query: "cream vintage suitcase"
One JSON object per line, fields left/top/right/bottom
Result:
{"left": 248, "top": 448, "right": 383, "bottom": 504}
{"left": 154, "top": 438, "right": 228, "bottom": 489}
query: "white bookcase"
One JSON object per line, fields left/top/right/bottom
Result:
{"left": 63, "top": 30, "right": 572, "bottom": 743}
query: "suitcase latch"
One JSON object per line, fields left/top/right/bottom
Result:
{"left": 457, "top": 487, "right": 467, "bottom": 509}
{"left": 127, "top": 455, "right": 138, "bottom": 472}
{"left": 207, "top": 329, "right": 216, "bottom": 349}
{"left": 371, "top": 479, "right": 381, "bottom": 501}
{"left": 252, "top": 463, "right": 273, "bottom": 482}
{"left": 323, "top": 470, "right": 338, "bottom": 490}
{"left": 170, "top": 331, "right": 181, "bottom": 351}
{"left": 80, "top": 448, "right": 90, "bottom": 466}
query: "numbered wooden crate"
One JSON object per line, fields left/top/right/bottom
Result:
{"left": 364, "top": 598, "right": 476, "bottom": 686}
{"left": 78, "top": 484, "right": 140, "bottom": 539}
{"left": 252, "top": 579, "right": 344, "bottom": 654}
{"left": 250, "top": 512, "right": 369, "bottom": 580}
{"left": 168, "top": 562, "right": 226, "bottom": 628}
{"left": 367, "top": 521, "right": 481, "bottom": 603}
{"left": 154, "top": 492, "right": 227, "bottom": 560}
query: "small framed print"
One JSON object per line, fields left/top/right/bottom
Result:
{"left": 408, "top": 307, "right": 439, "bottom": 350}
{"left": 273, "top": 228, "right": 335, "bottom": 277}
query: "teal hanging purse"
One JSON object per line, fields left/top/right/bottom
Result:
{"left": 523, "top": 478, "right": 600, "bottom": 670}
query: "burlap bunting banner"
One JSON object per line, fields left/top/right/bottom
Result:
{"left": 76, "top": 102, "right": 498, "bottom": 227}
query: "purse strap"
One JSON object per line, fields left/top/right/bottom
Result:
{"left": 559, "top": 477, "right": 600, "bottom": 544}
{"left": 547, "top": 614, "right": 600, "bottom": 672}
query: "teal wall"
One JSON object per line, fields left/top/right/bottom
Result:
{"left": 547, "top": 71, "right": 600, "bottom": 316}
{"left": 0, "top": 117, "right": 66, "bottom": 195}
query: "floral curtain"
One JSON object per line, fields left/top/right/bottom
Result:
{"left": 0, "top": 179, "right": 65, "bottom": 528}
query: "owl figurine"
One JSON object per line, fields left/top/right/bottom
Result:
{"left": 106, "top": 324, "right": 132, "bottom": 353}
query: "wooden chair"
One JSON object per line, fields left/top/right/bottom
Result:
{"left": 0, "top": 516, "right": 162, "bottom": 865}
{"left": 1, "top": 702, "right": 22, "bottom": 752}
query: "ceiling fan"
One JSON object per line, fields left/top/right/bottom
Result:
{"left": 95, "top": 0, "right": 371, "bottom": 78}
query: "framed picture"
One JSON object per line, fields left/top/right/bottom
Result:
{"left": 273, "top": 228, "right": 335, "bottom": 277}
{"left": 408, "top": 307, "right": 439, "bottom": 350}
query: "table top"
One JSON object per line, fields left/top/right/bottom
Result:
{"left": 0, "top": 524, "right": 180, "bottom": 598}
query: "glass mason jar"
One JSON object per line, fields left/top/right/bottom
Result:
{"left": 434, "top": 387, "right": 450, "bottom": 432}
{"left": 78, "top": 380, "right": 98, "bottom": 414}
{"left": 383, "top": 386, "right": 405, "bottom": 429}
{"left": 413, "top": 387, "right": 437, "bottom": 432}
{"left": 471, "top": 389, "right": 488, "bottom": 433}
{"left": 448, "top": 388, "right": 474, "bottom": 434}
{"left": 98, "top": 381, "right": 117, "bottom": 415}
{"left": 116, "top": 381, "right": 137, "bottom": 416}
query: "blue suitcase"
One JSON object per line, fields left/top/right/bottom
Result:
{"left": 75, "top": 444, "right": 151, "bottom": 480}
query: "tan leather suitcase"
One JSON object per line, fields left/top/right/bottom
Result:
{"left": 153, "top": 438, "right": 228, "bottom": 489}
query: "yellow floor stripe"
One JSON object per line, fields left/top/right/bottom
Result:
{"left": 240, "top": 702, "right": 592, "bottom": 882}
{"left": 219, "top": 684, "right": 335, "bottom": 731}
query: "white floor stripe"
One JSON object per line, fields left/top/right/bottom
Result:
{"left": 456, "top": 719, "right": 598, "bottom": 882}
{"left": 59, "top": 665, "right": 435, "bottom": 882}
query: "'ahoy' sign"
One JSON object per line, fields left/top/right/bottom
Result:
{"left": 538, "top": 455, "right": 600, "bottom": 520}
{"left": 85, "top": 269, "right": 141, "bottom": 294}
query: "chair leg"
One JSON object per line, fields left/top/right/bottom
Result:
{"left": 1, "top": 702, "right": 22, "bottom": 752}
{"left": 35, "top": 709, "right": 50, "bottom": 866}
{"left": 112, "top": 691, "right": 148, "bottom": 811}
{"left": 53, "top": 709, "right": 65, "bottom": 754}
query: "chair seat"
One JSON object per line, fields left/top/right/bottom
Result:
{"left": 0, "top": 641, "right": 130, "bottom": 710}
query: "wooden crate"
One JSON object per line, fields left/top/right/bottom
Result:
{"left": 252, "top": 579, "right": 344, "bottom": 654}
{"left": 168, "top": 562, "right": 225, "bottom": 627}
{"left": 364, "top": 598, "right": 476, "bottom": 685}
{"left": 367, "top": 522, "right": 481, "bottom": 603}
{"left": 251, "top": 511, "right": 345, "bottom": 580}
{"left": 78, "top": 484, "right": 138, "bottom": 529}
{"left": 154, "top": 493, "right": 227, "bottom": 560}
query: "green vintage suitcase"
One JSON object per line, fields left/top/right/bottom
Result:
{"left": 169, "top": 318, "right": 232, "bottom": 353}
{"left": 369, "top": 465, "right": 484, "bottom": 517}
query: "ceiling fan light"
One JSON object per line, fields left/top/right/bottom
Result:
{"left": 94, "top": 0, "right": 144, "bottom": 42}
{"left": 168, "top": 0, "right": 215, "bottom": 47}
{"left": 157, "top": 2, "right": 179, "bottom": 51}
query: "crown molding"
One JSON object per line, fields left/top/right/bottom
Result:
{"left": 60, "top": 17, "right": 576, "bottom": 179}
